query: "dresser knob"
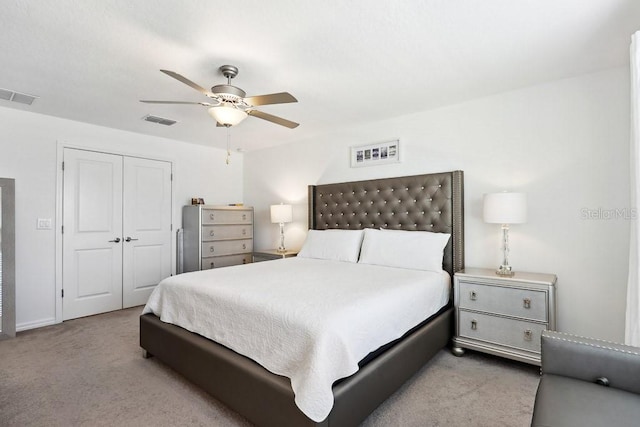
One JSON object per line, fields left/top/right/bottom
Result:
{"left": 470, "top": 291, "right": 477, "bottom": 301}
{"left": 471, "top": 320, "right": 477, "bottom": 330}
{"left": 524, "top": 329, "right": 533, "bottom": 341}
{"left": 210, "top": 246, "right": 214, "bottom": 253}
{"left": 210, "top": 213, "right": 215, "bottom": 220}
{"left": 523, "top": 298, "right": 531, "bottom": 309}
{"left": 209, "top": 230, "right": 215, "bottom": 237}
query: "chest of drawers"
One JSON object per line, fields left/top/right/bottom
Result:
{"left": 182, "top": 205, "right": 253, "bottom": 272}
{"left": 452, "top": 268, "right": 557, "bottom": 366}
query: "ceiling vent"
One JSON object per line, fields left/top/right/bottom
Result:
{"left": 0, "top": 88, "right": 38, "bottom": 105}
{"left": 142, "top": 114, "right": 177, "bottom": 126}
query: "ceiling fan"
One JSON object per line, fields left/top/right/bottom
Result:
{"left": 141, "top": 65, "right": 299, "bottom": 128}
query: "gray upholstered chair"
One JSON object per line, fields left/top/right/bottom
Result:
{"left": 531, "top": 330, "right": 640, "bottom": 427}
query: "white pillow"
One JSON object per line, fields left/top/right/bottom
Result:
{"left": 358, "top": 228, "right": 450, "bottom": 272}
{"left": 297, "top": 229, "right": 364, "bottom": 263}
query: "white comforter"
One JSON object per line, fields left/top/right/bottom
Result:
{"left": 142, "top": 257, "right": 450, "bottom": 422}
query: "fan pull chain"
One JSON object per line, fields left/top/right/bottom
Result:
{"left": 226, "top": 125, "right": 231, "bottom": 165}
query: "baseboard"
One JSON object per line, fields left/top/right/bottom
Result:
{"left": 16, "top": 317, "right": 57, "bottom": 332}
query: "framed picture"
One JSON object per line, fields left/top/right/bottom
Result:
{"left": 350, "top": 140, "right": 400, "bottom": 168}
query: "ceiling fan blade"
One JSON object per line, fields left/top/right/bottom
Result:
{"left": 248, "top": 110, "right": 299, "bottom": 128}
{"left": 160, "top": 70, "right": 215, "bottom": 97}
{"left": 244, "top": 92, "right": 297, "bottom": 106}
{"left": 140, "top": 100, "right": 213, "bottom": 106}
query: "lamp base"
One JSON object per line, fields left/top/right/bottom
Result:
{"left": 277, "top": 222, "right": 286, "bottom": 253}
{"left": 495, "top": 265, "right": 514, "bottom": 277}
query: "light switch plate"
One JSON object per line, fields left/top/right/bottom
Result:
{"left": 37, "top": 218, "right": 52, "bottom": 230}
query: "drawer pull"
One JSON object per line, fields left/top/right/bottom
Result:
{"left": 242, "top": 228, "right": 246, "bottom": 235}
{"left": 242, "top": 243, "right": 246, "bottom": 250}
{"left": 210, "top": 262, "right": 215, "bottom": 268}
{"left": 523, "top": 298, "right": 531, "bottom": 309}
{"left": 209, "top": 230, "right": 215, "bottom": 237}
{"left": 209, "top": 213, "right": 215, "bottom": 220}
{"left": 209, "top": 246, "right": 215, "bottom": 253}
{"left": 524, "top": 329, "right": 533, "bottom": 341}
{"left": 242, "top": 258, "right": 247, "bottom": 264}
{"left": 242, "top": 214, "right": 247, "bottom": 220}
{"left": 469, "top": 291, "right": 477, "bottom": 301}
{"left": 471, "top": 320, "right": 477, "bottom": 330}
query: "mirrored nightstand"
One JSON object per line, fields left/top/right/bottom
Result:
{"left": 252, "top": 249, "right": 298, "bottom": 262}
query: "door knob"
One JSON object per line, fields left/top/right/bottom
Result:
{"left": 108, "top": 237, "right": 121, "bottom": 243}
{"left": 125, "top": 237, "right": 139, "bottom": 242}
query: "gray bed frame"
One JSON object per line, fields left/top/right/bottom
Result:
{"left": 140, "top": 170, "right": 464, "bottom": 426}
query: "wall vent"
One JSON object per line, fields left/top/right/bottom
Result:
{"left": 143, "top": 114, "right": 177, "bottom": 126}
{"left": 0, "top": 88, "right": 38, "bottom": 105}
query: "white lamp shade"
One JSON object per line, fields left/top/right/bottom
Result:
{"left": 483, "top": 192, "right": 527, "bottom": 224}
{"left": 270, "top": 204, "right": 292, "bottom": 224}
{"left": 207, "top": 104, "right": 248, "bottom": 126}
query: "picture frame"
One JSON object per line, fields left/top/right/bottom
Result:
{"left": 350, "top": 140, "right": 400, "bottom": 168}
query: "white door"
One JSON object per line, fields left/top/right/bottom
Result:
{"left": 62, "top": 149, "right": 123, "bottom": 320}
{"left": 122, "top": 157, "right": 172, "bottom": 308}
{"left": 63, "top": 149, "right": 172, "bottom": 319}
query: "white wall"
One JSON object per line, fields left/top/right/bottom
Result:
{"left": 244, "top": 67, "right": 631, "bottom": 342}
{"left": 0, "top": 107, "right": 243, "bottom": 330}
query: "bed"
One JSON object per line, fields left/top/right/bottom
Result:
{"left": 140, "top": 170, "right": 464, "bottom": 426}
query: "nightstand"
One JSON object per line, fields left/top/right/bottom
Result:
{"left": 252, "top": 249, "right": 298, "bottom": 262}
{"left": 452, "top": 267, "right": 557, "bottom": 366}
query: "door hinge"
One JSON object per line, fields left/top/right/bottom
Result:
{"left": 62, "top": 161, "right": 65, "bottom": 171}
{"left": 170, "top": 173, "right": 173, "bottom": 181}
{"left": 61, "top": 225, "right": 64, "bottom": 234}
{"left": 61, "top": 289, "right": 64, "bottom": 298}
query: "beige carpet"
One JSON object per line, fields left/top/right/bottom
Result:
{"left": 0, "top": 308, "right": 540, "bottom": 426}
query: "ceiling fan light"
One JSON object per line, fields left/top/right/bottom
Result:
{"left": 207, "top": 105, "right": 248, "bottom": 126}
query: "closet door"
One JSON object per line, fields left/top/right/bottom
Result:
{"left": 122, "top": 157, "right": 172, "bottom": 308}
{"left": 63, "top": 149, "right": 173, "bottom": 320}
{"left": 62, "top": 149, "right": 123, "bottom": 320}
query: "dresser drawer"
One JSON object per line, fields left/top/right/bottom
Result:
{"left": 202, "top": 209, "right": 252, "bottom": 225}
{"left": 202, "top": 239, "right": 253, "bottom": 256}
{"left": 458, "top": 281, "right": 547, "bottom": 322}
{"left": 202, "top": 225, "right": 253, "bottom": 241}
{"left": 202, "top": 254, "right": 252, "bottom": 269}
{"left": 458, "top": 310, "right": 546, "bottom": 353}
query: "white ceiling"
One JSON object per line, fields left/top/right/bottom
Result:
{"left": 1, "top": 0, "right": 639, "bottom": 152}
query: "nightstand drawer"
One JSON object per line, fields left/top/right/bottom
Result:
{"left": 202, "top": 225, "right": 252, "bottom": 241}
{"left": 458, "top": 281, "right": 547, "bottom": 322}
{"left": 458, "top": 311, "right": 546, "bottom": 353}
{"left": 202, "top": 254, "right": 252, "bottom": 269}
{"left": 202, "top": 239, "right": 253, "bottom": 256}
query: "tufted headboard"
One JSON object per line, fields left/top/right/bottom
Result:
{"left": 308, "top": 171, "right": 464, "bottom": 277}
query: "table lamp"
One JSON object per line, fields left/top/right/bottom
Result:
{"left": 270, "top": 203, "right": 292, "bottom": 253}
{"left": 483, "top": 192, "right": 527, "bottom": 276}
